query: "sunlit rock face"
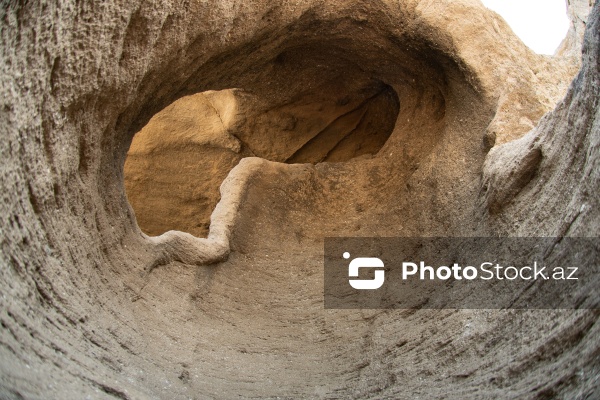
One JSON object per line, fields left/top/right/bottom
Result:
{"left": 125, "top": 82, "right": 399, "bottom": 237}
{"left": 0, "top": 1, "right": 598, "bottom": 399}
{"left": 558, "top": 0, "right": 597, "bottom": 58}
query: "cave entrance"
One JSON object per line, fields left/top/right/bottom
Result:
{"left": 124, "top": 82, "right": 400, "bottom": 238}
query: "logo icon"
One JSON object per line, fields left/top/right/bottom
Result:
{"left": 345, "top": 252, "right": 385, "bottom": 290}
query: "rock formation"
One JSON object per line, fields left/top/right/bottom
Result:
{"left": 1, "top": 0, "right": 598, "bottom": 399}
{"left": 558, "top": 0, "right": 597, "bottom": 58}
{"left": 125, "top": 82, "right": 399, "bottom": 237}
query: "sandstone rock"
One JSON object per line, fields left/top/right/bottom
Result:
{"left": 125, "top": 90, "right": 243, "bottom": 237}
{"left": 557, "top": 0, "right": 597, "bottom": 58}
{"left": 0, "top": 1, "right": 598, "bottom": 399}
{"left": 125, "top": 81, "right": 399, "bottom": 236}
{"left": 124, "top": 0, "right": 583, "bottom": 237}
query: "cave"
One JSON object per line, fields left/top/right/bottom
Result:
{"left": 1, "top": 1, "right": 599, "bottom": 399}
{"left": 124, "top": 79, "right": 400, "bottom": 237}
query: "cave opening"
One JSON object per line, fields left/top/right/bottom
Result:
{"left": 124, "top": 81, "right": 400, "bottom": 238}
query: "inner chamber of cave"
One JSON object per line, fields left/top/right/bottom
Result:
{"left": 124, "top": 44, "right": 405, "bottom": 237}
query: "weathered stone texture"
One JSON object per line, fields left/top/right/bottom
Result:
{"left": 0, "top": 1, "right": 598, "bottom": 399}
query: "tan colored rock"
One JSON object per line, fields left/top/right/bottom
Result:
{"left": 0, "top": 0, "right": 598, "bottom": 399}
{"left": 125, "top": 0, "right": 583, "bottom": 237}
{"left": 557, "top": 0, "right": 597, "bottom": 58}
{"left": 125, "top": 82, "right": 399, "bottom": 236}
{"left": 125, "top": 91, "right": 243, "bottom": 237}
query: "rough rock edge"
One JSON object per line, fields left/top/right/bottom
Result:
{"left": 557, "top": 0, "right": 596, "bottom": 59}
{"left": 143, "top": 1, "right": 597, "bottom": 267}
{"left": 146, "top": 157, "right": 267, "bottom": 266}
{"left": 482, "top": 1, "right": 599, "bottom": 218}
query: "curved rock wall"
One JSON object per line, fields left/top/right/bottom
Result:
{"left": 1, "top": 1, "right": 598, "bottom": 399}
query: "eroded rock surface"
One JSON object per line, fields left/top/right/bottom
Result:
{"left": 1, "top": 1, "right": 599, "bottom": 399}
{"left": 125, "top": 80, "right": 400, "bottom": 237}
{"left": 125, "top": 90, "right": 243, "bottom": 237}
{"left": 558, "top": 0, "right": 597, "bottom": 58}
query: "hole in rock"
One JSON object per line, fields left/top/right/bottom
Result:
{"left": 124, "top": 82, "right": 400, "bottom": 237}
